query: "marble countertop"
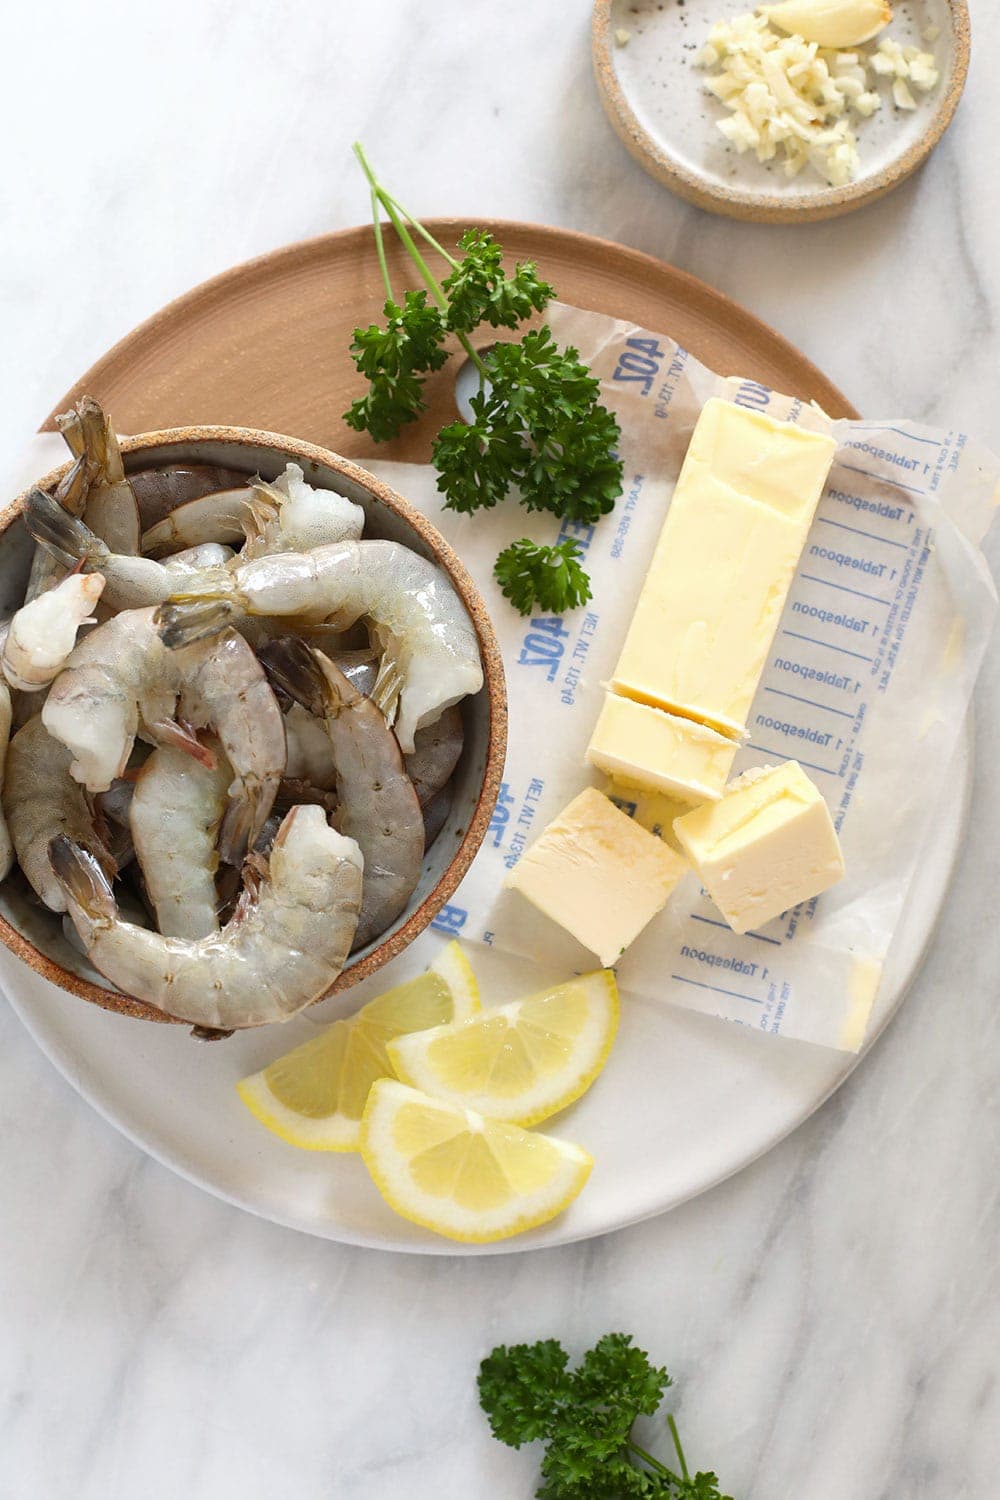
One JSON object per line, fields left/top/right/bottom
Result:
{"left": 2, "top": 1, "right": 998, "bottom": 1495}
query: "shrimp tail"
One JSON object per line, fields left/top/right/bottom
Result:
{"left": 155, "top": 597, "right": 237, "bottom": 649}
{"left": 258, "top": 637, "right": 329, "bottom": 717}
{"left": 23, "top": 488, "right": 108, "bottom": 568}
{"left": 48, "top": 836, "right": 117, "bottom": 923}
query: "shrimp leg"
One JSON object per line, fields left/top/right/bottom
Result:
{"left": 261, "top": 639, "right": 423, "bottom": 950}
{"left": 51, "top": 805, "right": 364, "bottom": 1029}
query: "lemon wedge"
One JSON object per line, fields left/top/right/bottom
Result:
{"left": 360, "top": 1080, "right": 593, "bottom": 1242}
{"left": 386, "top": 970, "right": 618, "bottom": 1127}
{"left": 237, "top": 940, "right": 480, "bottom": 1150}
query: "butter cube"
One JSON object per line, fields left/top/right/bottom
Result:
{"left": 587, "top": 692, "right": 738, "bottom": 802}
{"left": 611, "top": 399, "right": 836, "bottom": 737}
{"left": 673, "top": 761, "right": 844, "bottom": 934}
{"left": 602, "top": 779, "right": 691, "bottom": 855}
{"left": 505, "top": 787, "right": 687, "bottom": 966}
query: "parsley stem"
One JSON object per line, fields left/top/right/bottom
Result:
{"left": 381, "top": 190, "right": 461, "bottom": 270}
{"left": 369, "top": 188, "right": 394, "bottom": 303}
{"left": 626, "top": 1439, "right": 685, "bottom": 1486}
{"left": 378, "top": 197, "right": 489, "bottom": 378}
{"left": 667, "top": 1415, "right": 691, "bottom": 1483}
{"left": 352, "top": 141, "right": 490, "bottom": 382}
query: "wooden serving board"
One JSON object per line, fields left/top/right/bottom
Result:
{"left": 47, "top": 220, "right": 857, "bottom": 446}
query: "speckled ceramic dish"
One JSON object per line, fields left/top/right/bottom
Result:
{"left": 0, "top": 428, "right": 507, "bottom": 1025}
{"left": 593, "top": 0, "right": 970, "bottom": 222}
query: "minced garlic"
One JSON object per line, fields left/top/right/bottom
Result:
{"left": 697, "top": 14, "right": 879, "bottom": 186}
{"left": 697, "top": 12, "right": 939, "bottom": 187}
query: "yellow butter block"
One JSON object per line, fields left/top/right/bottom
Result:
{"left": 587, "top": 692, "right": 738, "bottom": 802}
{"left": 505, "top": 787, "right": 687, "bottom": 967}
{"left": 602, "top": 779, "right": 691, "bottom": 855}
{"left": 611, "top": 399, "right": 836, "bottom": 737}
{"left": 673, "top": 761, "right": 845, "bottom": 934}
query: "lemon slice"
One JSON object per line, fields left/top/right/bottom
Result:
{"left": 360, "top": 1080, "right": 593, "bottom": 1242}
{"left": 237, "top": 940, "right": 480, "bottom": 1150}
{"left": 386, "top": 970, "right": 618, "bottom": 1127}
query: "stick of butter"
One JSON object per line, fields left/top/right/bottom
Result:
{"left": 504, "top": 787, "right": 687, "bottom": 967}
{"left": 611, "top": 399, "right": 836, "bottom": 738}
{"left": 673, "top": 761, "right": 845, "bottom": 934}
{"left": 586, "top": 692, "right": 738, "bottom": 802}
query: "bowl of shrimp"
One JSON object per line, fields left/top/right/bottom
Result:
{"left": 0, "top": 403, "right": 506, "bottom": 1035}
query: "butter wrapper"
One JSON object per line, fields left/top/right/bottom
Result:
{"left": 373, "top": 301, "right": 998, "bottom": 1052}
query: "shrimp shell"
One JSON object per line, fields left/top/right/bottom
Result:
{"left": 41, "top": 610, "right": 285, "bottom": 862}
{"left": 241, "top": 464, "right": 364, "bottom": 558}
{"left": 158, "top": 538, "right": 484, "bottom": 753}
{"left": 140, "top": 489, "right": 256, "bottom": 556}
{"left": 51, "top": 804, "right": 364, "bottom": 1029}
{"left": 130, "top": 743, "right": 231, "bottom": 939}
{"left": 173, "top": 629, "right": 286, "bottom": 864}
{"left": 4, "top": 717, "right": 114, "bottom": 911}
{"left": 262, "top": 639, "right": 423, "bottom": 950}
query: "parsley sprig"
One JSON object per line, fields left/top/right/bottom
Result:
{"left": 494, "top": 539, "right": 592, "bottom": 617}
{"left": 345, "top": 145, "right": 623, "bottom": 613}
{"left": 478, "top": 1333, "right": 732, "bottom": 1500}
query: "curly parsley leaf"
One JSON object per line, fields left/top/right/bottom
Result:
{"left": 493, "top": 539, "right": 593, "bottom": 617}
{"left": 478, "top": 1334, "right": 731, "bottom": 1500}
{"left": 347, "top": 150, "right": 626, "bottom": 612}
{"left": 442, "top": 229, "right": 555, "bottom": 332}
{"left": 433, "top": 328, "right": 623, "bottom": 527}
{"left": 343, "top": 291, "right": 448, "bottom": 442}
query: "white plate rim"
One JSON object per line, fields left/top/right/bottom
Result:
{"left": 1, "top": 721, "right": 971, "bottom": 1256}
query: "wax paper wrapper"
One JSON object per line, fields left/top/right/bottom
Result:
{"left": 380, "top": 301, "right": 996, "bottom": 1051}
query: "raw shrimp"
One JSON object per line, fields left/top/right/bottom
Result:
{"left": 0, "top": 684, "right": 13, "bottom": 880}
{"left": 2, "top": 570, "right": 106, "bottom": 692}
{"left": 284, "top": 703, "right": 337, "bottom": 790}
{"left": 422, "top": 780, "right": 454, "bottom": 851}
{"left": 172, "top": 628, "right": 286, "bottom": 863}
{"left": 62, "top": 396, "right": 141, "bottom": 556}
{"left": 50, "top": 804, "right": 364, "bottom": 1029}
{"left": 140, "top": 488, "right": 255, "bottom": 556}
{"left": 165, "top": 542, "right": 235, "bottom": 570}
{"left": 42, "top": 609, "right": 285, "bottom": 861}
{"left": 41, "top": 607, "right": 177, "bottom": 791}
{"left": 23, "top": 403, "right": 102, "bottom": 602}
{"left": 262, "top": 639, "right": 423, "bottom": 950}
{"left": 296, "top": 651, "right": 463, "bottom": 806}
{"left": 403, "top": 705, "right": 464, "bottom": 809}
{"left": 4, "top": 717, "right": 114, "bottom": 911}
{"left": 129, "top": 465, "right": 249, "bottom": 531}
{"left": 93, "top": 778, "right": 137, "bottom": 872}
{"left": 241, "top": 464, "right": 364, "bottom": 558}
{"left": 23, "top": 489, "right": 224, "bottom": 614}
{"left": 158, "top": 538, "right": 484, "bottom": 752}
{"left": 130, "top": 743, "right": 231, "bottom": 939}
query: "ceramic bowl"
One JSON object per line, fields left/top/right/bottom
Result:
{"left": 593, "top": 0, "right": 971, "bottom": 223}
{"left": 0, "top": 427, "right": 507, "bottom": 1025}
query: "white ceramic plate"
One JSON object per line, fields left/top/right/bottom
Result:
{"left": 0, "top": 731, "right": 967, "bottom": 1255}
{"left": 594, "top": 0, "right": 969, "bottom": 222}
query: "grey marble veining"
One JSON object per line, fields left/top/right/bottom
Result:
{"left": 2, "top": 1, "right": 1000, "bottom": 1495}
